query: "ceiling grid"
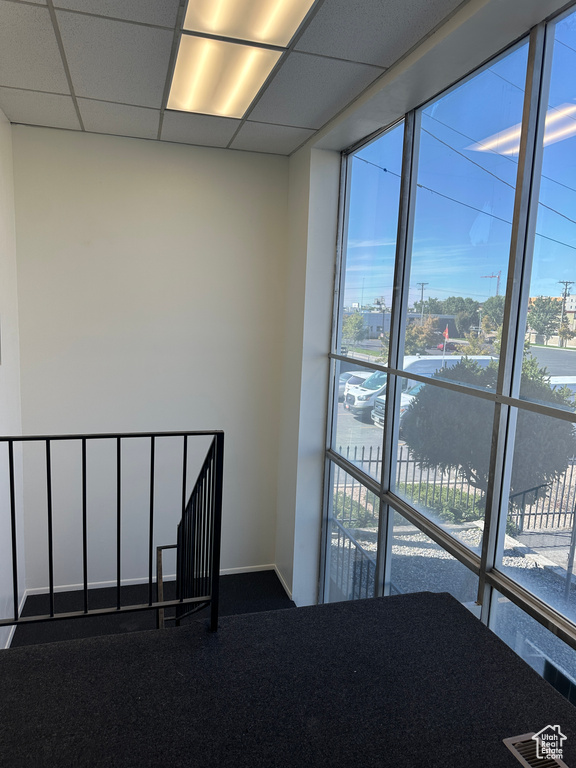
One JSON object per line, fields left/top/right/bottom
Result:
{"left": 0, "top": 0, "right": 466, "bottom": 155}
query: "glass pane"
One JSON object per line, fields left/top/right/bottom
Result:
{"left": 325, "top": 464, "right": 379, "bottom": 603}
{"left": 499, "top": 409, "right": 576, "bottom": 623}
{"left": 389, "top": 510, "right": 478, "bottom": 604}
{"left": 402, "top": 42, "right": 529, "bottom": 387}
{"left": 333, "top": 361, "right": 385, "bottom": 481}
{"left": 393, "top": 375, "right": 495, "bottom": 553}
{"left": 338, "top": 122, "right": 404, "bottom": 362}
{"left": 491, "top": 590, "right": 576, "bottom": 704}
{"left": 521, "top": 10, "right": 576, "bottom": 408}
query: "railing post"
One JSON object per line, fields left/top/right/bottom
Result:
{"left": 210, "top": 433, "right": 224, "bottom": 632}
{"left": 9, "top": 441, "right": 19, "bottom": 622}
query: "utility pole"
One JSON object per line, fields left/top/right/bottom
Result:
{"left": 558, "top": 280, "right": 574, "bottom": 347}
{"left": 417, "top": 282, "right": 428, "bottom": 325}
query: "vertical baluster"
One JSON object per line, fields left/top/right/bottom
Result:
{"left": 148, "top": 436, "right": 155, "bottom": 607}
{"left": 211, "top": 434, "right": 223, "bottom": 631}
{"left": 116, "top": 437, "right": 121, "bottom": 610}
{"left": 46, "top": 440, "right": 55, "bottom": 617}
{"left": 82, "top": 438, "right": 88, "bottom": 614}
{"left": 178, "top": 435, "right": 188, "bottom": 610}
{"left": 9, "top": 441, "right": 19, "bottom": 622}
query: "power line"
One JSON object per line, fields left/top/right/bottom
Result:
{"left": 356, "top": 155, "right": 576, "bottom": 253}
{"left": 422, "top": 126, "right": 576, "bottom": 227}
{"left": 425, "top": 112, "right": 576, "bottom": 197}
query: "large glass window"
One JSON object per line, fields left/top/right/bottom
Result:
{"left": 401, "top": 42, "right": 528, "bottom": 385}
{"left": 325, "top": 465, "right": 379, "bottom": 603}
{"left": 322, "top": 3, "right": 576, "bottom": 702}
{"left": 336, "top": 121, "right": 404, "bottom": 362}
{"left": 521, "top": 12, "right": 576, "bottom": 406}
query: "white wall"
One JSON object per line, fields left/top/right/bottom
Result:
{"left": 12, "top": 127, "right": 289, "bottom": 589}
{"left": 275, "top": 147, "right": 340, "bottom": 605}
{"left": 0, "top": 109, "right": 24, "bottom": 647}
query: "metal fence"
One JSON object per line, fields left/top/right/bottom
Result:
{"left": 0, "top": 431, "right": 223, "bottom": 633}
{"left": 328, "top": 442, "right": 576, "bottom": 599}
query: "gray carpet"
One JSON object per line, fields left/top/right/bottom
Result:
{"left": 1, "top": 592, "right": 575, "bottom": 767}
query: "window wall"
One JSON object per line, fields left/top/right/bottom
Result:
{"left": 322, "top": 5, "right": 576, "bottom": 695}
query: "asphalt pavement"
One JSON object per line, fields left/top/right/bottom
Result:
{"left": 529, "top": 345, "right": 576, "bottom": 376}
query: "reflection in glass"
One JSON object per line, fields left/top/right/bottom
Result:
{"left": 522, "top": 10, "right": 576, "bottom": 403}
{"left": 395, "top": 375, "right": 495, "bottom": 553}
{"left": 325, "top": 464, "right": 379, "bottom": 603}
{"left": 402, "top": 42, "right": 529, "bottom": 385}
{"left": 338, "top": 122, "right": 404, "bottom": 361}
{"left": 389, "top": 511, "right": 478, "bottom": 603}
{"left": 499, "top": 409, "right": 576, "bottom": 623}
{"left": 333, "top": 361, "right": 385, "bottom": 481}
{"left": 491, "top": 590, "right": 576, "bottom": 703}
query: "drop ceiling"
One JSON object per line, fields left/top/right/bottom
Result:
{"left": 0, "top": 0, "right": 466, "bottom": 156}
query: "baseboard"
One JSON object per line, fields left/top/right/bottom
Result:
{"left": 25, "top": 575, "right": 177, "bottom": 596}
{"left": 220, "top": 563, "right": 276, "bottom": 576}
{"left": 4, "top": 591, "right": 27, "bottom": 649}
{"left": 24, "top": 565, "right": 279, "bottom": 595}
{"left": 274, "top": 565, "right": 293, "bottom": 601}
{"left": 19, "top": 564, "right": 292, "bottom": 605}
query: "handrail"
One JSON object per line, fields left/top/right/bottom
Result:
{"left": 0, "top": 430, "right": 224, "bottom": 634}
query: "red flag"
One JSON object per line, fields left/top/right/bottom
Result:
{"left": 443, "top": 325, "right": 449, "bottom": 340}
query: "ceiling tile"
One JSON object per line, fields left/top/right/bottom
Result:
{"left": 53, "top": 0, "right": 180, "bottom": 28}
{"left": 295, "top": 0, "right": 464, "bottom": 68}
{"left": 55, "top": 11, "right": 174, "bottom": 107}
{"left": 0, "top": 2, "right": 69, "bottom": 93}
{"left": 161, "top": 111, "right": 240, "bottom": 148}
{"left": 249, "top": 52, "right": 383, "bottom": 129}
{"left": 230, "top": 121, "right": 315, "bottom": 155}
{"left": 78, "top": 99, "right": 160, "bottom": 139}
{"left": 0, "top": 87, "right": 80, "bottom": 129}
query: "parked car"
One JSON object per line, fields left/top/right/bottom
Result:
{"left": 436, "top": 341, "right": 457, "bottom": 352}
{"left": 338, "top": 370, "right": 369, "bottom": 401}
{"left": 341, "top": 371, "right": 372, "bottom": 401}
{"left": 345, "top": 370, "right": 387, "bottom": 418}
{"left": 371, "top": 381, "right": 425, "bottom": 430}
{"left": 370, "top": 355, "right": 496, "bottom": 428}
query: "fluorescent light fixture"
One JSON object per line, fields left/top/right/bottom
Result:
{"left": 468, "top": 102, "right": 576, "bottom": 156}
{"left": 168, "top": 36, "right": 281, "bottom": 118}
{"left": 183, "top": 0, "right": 316, "bottom": 47}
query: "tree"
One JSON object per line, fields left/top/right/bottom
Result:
{"left": 401, "top": 358, "right": 575, "bottom": 503}
{"left": 455, "top": 333, "right": 494, "bottom": 355}
{"left": 412, "top": 297, "right": 443, "bottom": 316}
{"left": 455, "top": 309, "right": 478, "bottom": 336}
{"left": 528, "top": 296, "right": 561, "bottom": 344}
{"left": 404, "top": 316, "right": 439, "bottom": 354}
{"left": 482, "top": 295, "right": 505, "bottom": 331}
{"left": 558, "top": 317, "right": 576, "bottom": 348}
{"left": 342, "top": 313, "right": 367, "bottom": 345}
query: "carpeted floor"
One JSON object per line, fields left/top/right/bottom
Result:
{"left": 11, "top": 569, "right": 295, "bottom": 646}
{"left": 1, "top": 591, "right": 575, "bottom": 768}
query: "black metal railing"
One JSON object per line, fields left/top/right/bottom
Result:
{"left": 336, "top": 444, "right": 576, "bottom": 532}
{"left": 174, "top": 436, "right": 222, "bottom": 631}
{"left": 0, "top": 431, "right": 223, "bottom": 634}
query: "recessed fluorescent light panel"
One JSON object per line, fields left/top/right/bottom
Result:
{"left": 168, "top": 36, "right": 281, "bottom": 118}
{"left": 168, "top": 0, "right": 315, "bottom": 119}
{"left": 183, "top": 0, "right": 316, "bottom": 47}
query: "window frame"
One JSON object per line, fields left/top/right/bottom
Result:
{"left": 320, "top": 8, "right": 576, "bottom": 656}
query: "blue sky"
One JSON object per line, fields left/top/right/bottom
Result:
{"left": 343, "top": 11, "right": 576, "bottom": 311}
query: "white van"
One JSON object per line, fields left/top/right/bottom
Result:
{"left": 367, "top": 355, "right": 497, "bottom": 426}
